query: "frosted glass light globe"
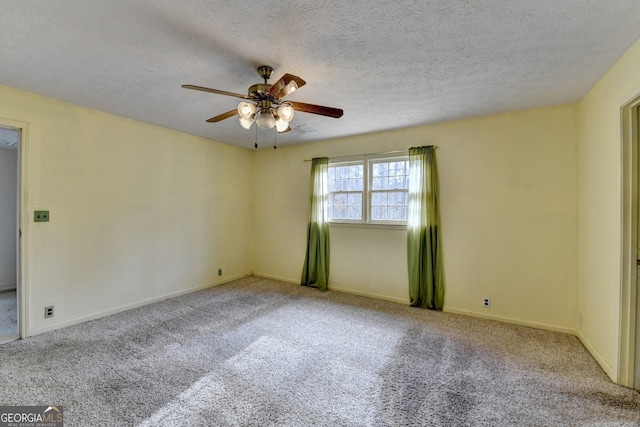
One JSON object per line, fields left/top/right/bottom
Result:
{"left": 256, "top": 109, "right": 276, "bottom": 129}
{"left": 276, "top": 104, "right": 295, "bottom": 122}
{"left": 275, "top": 117, "right": 289, "bottom": 132}
{"left": 237, "top": 102, "right": 256, "bottom": 119}
{"left": 239, "top": 116, "right": 255, "bottom": 130}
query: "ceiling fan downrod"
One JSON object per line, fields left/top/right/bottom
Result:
{"left": 257, "top": 65, "right": 273, "bottom": 84}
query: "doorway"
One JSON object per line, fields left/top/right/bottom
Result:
{"left": 621, "top": 95, "right": 640, "bottom": 390}
{"left": 636, "top": 107, "right": 640, "bottom": 391}
{"left": 0, "top": 126, "right": 19, "bottom": 342}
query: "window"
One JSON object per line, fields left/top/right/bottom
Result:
{"left": 327, "top": 162, "right": 363, "bottom": 221}
{"left": 370, "top": 159, "right": 409, "bottom": 222}
{"left": 327, "top": 156, "right": 409, "bottom": 225}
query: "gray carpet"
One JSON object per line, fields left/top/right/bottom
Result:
{"left": 1, "top": 276, "right": 639, "bottom": 426}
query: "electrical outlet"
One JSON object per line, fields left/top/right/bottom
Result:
{"left": 44, "top": 306, "right": 54, "bottom": 318}
{"left": 483, "top": 297, "right": 491, "bottom": 308}
{"left": 34, "top": 210, "right": 50, "bottom": 222}
{"left": 218, "top": 269, "right": 222, "bottom": 276}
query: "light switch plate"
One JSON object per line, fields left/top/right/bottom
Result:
{"left": 34, "top": 210, "right": 50, "bottom": 222}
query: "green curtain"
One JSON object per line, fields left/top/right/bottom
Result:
{"left": 301, "top": 157, "right": 330, "bottom": 291}
{"left": 407, "top": 146, "right": 443, "bottom": 310}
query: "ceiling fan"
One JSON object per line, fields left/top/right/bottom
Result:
{"left": 182, "top": 65, "right": 343, "bottom": 133}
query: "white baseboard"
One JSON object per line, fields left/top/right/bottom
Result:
{"left": 0, "top": 285, "right": 16, "bottom": 293}
{"left": 0, "top": 333, "right": 19, "bottom": 344}
{"left": 576, "top": 329, "right": 616, "bottom": 382}
{"left": 444, "top": 306, "right": 576, "bottom": 335}
{"left": 327, "top": 285, "right": 411, "bottom": 305}
{"left": 253, "top": 273, "right": 299, "bottom": 285}
{"left": 26, "top": 273, "right": 251, "bottom": 337}
{"left": 253, "top": 273, "right": 412, "bottom": 305}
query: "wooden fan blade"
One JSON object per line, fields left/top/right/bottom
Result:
{"left": 182, "top": 84, "right": 249, "bottom": 99}
{"left": 290, "top": 101, "right": 343, "bottom": 118}
{"left": 206, "top": 109, "right": 239, "bottom": 123}
{"left": 267, "top": 74, "right": 306, "bottom": 99}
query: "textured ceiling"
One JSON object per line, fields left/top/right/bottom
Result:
{"left": 0, "top": 128, "right": 19, "bottom": 150}
{"left": 1, "top": 1, "right": 640, "bottom": 149}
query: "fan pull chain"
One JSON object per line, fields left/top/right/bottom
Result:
{"left": 254, "top": 123, "right": 258, "bottom": 149}
{"left": 274, "top": 129, "right": 277, "bottom": 149}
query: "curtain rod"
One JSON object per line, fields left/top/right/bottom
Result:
{"left": 303, "top": 146, "right": 437, "bottom": 162}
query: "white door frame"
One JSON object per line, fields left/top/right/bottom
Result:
{"left": 0, "top": 118, "right": 29, "bottom": 339}
{"left": 620, "top": 95, "right": 640, "bottom": 389}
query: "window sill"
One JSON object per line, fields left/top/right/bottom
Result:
{"left": 328, "top": 222, "right": 407, "bottom": 231}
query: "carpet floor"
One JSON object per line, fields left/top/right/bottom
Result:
{"left": 0, "top": 276, "right": 639, "bottom": 426}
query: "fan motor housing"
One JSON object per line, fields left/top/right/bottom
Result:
{"left": 248, "top": 83, "right": 273, "bottom": 98}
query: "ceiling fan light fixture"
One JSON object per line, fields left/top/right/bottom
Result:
{"left": 239, "top": 115, "right": 255, "bottom": 130}
{"left": 276, "top": 103, "right": 295, "bottom": 122}
{"left": 256, "top": 109, "right": 276, "bottom": 129}
{"left": 238, "top": 102, "right": 256, "bottom": 119}
{"left": 275, "top": 116, "right": 289, "bottom": 132}
{"left": 183, "top": 66, "right": 343, "bottom": 144}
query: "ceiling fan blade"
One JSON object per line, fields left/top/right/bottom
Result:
{"left": 182, "top": 84, "right": 249, "bottom": 99}
{"left": 290, "top": 101, "right": 343, "bottom": 118}
{"left": 267, "top": 74, "right": 306, "bottom": 99}
{"left": 206, "top": 109, "right": 239, "bottom": 123}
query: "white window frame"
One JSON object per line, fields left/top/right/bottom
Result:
{"left": 326, "top": 160, "right": 365, "bottom": 224}
{"left": 328, "top": 154, "right": 409, "bottom": 227}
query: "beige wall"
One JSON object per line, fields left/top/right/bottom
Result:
{"left": 577, "top": 38, "right": 640, "bottom": 382}
{"left": 0, "top": 146, "right": 17, "bottom": 290}
{"left": 254, "top": 104, "right": 579, "bottom": 333}
{"left": 0, "top": 85, "right": 254, "bottom": 335}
